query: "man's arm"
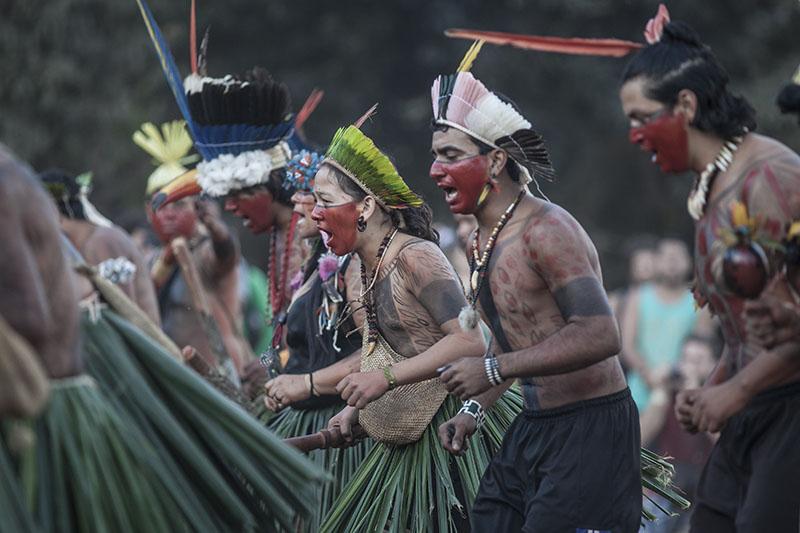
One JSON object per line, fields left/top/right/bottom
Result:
{"left": 196, "top": 199, "right": 239, "bottom": 280}
{"left": 496, "top": 211, "right": 620, "bottom": 379}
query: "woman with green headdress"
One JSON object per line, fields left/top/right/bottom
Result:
{"left": 259, "top": 148, "right": 374, "bottom": 531}
{"left": 307, "top": 109, "right": 523, "bottom": 532}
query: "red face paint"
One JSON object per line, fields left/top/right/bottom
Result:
{"left": 224, "top": 189, "right": 274, "bottom": 234}
{"left": 629, "top": 111, "right": 689, "bottom": 173}
{"left": 148, "top": 202, "right": 197, "bottom": 244}
{"left": 311, "top": 201, "right": 359, "bottom": 255}
{"left": 430, "top": 155, "right": 492, "bottom": 214}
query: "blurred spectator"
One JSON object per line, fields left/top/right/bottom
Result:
{"left": 608, "top": 235, "right": 658, "bottom": 323}
{"left": 621, "top": 238, "right": 701, "bottom": 410}
{"left": 238, "top": 258, "right": 271, "bottom": 356}
{"left": 640, "top": 335, "right": 719, "bottom": 532}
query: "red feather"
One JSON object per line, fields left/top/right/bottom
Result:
{"left": 644, "top": 4, "right": 671, "bottom": 44}
{"left": 295, "top": 88, "right": 325, "bottom": 130}
{"left": 445, "top": 28, "right": 643, "bottom": 58}
{"left": 189, "top": 0, "right": 197, "bottom": 74}
{"left": 354, "top": 103, "right": 378, "bottom": 129}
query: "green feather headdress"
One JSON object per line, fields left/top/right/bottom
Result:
{"left": 323, "top": 107, "right": 422, "bottom": 210}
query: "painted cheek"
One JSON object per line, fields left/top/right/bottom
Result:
{"left": 320, "top": 203, "right": 359, "bottom": 255}
{"left": 239, "top": 194, "right": 274, "bottom": 233}
{"left": 442, "top": 157, "right": 490, "bottom": 214}
{"left": 640, "top": 113, "right": 689, "bottom": 173}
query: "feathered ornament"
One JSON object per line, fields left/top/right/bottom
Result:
{"left": 777, "top": 64, "right": 800, "bottom": 122}
{"left": 323, "top": 110, "right": 423, "bottom": 210}
{"left": 445, "top": 29, "right": 642, "bottom": 57}
{"left": 431, "top": 41, "right": 556, "bottom": 187}
{"left": 719, "top": 200, "right": 775, "bottom": 299}
{"left": 133, "top": 121, "right": 198, "bottom": 195}
{"left": 75, "top": 172, "right": 114, "bottom": 228}
{"left": 136, "top": 0, "right": 295, "bottom": 198}
{"left": 295, "top": 89, "right": 324, "bottom": 132}
{"left": 444, "top": 4, "right": 673, "bottom": 58}
{"left": 458, "top": 306, "right": 480, "bottom": 331}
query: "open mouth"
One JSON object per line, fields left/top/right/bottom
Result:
{"left": 440, "top": 185, "right": 458, "bottom": 203}
{"left": 319, "top": 229, "right": 333, "bottom": 247}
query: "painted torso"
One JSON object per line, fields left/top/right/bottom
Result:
{"left": 476, "top": 196, "right": 627, "bottom": 409}
{"left": 694, "top": 134, "right": 800, "bottom": 377}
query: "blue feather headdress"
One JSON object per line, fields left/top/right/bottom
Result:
{"left": 135, "top": 0, "right": 294, "bottom": 197}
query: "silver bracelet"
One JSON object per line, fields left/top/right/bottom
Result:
{"left": 484, "top": 352, "right": 504, "bottom": 386}
{"left": 458, "top": 399, "right": 485, "bottom": 429}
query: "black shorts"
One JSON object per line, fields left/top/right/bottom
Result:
{"left": 690, "top": 381, "right": 800, "bottom": 533}
{"left": 471, "top": 388, "right": 642, "bottom": 533}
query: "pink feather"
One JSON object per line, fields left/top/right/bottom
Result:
{"left": 443, "top": 72, "right": 489, "bottom": 125}
{"left": 644, "top": 4, "right": 671, "bottom": 44}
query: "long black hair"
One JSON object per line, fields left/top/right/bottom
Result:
{"left": 327, "top": 165, "right": 439, "bottom": 245}
{"left": 621, "top": 21, "right": 755, "bottom": 139}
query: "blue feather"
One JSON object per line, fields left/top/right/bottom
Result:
{"left": 134, "top": 0, "right": 197, "bottom": 140}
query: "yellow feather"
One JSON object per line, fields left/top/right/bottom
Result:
{"left": 730, "top": 200, "right": 750, "bottom": 229}
{"left": 793, "top": 64, "right": 800, "bottom": 85}
{"left": 457, "top": 40, "right": 484, "bottom": 73}
{"left": 788, "top": 220, "right": 800, "bottom": 240}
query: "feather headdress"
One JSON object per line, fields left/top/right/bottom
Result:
{"left": 133, "top": 121, "right": 198, "bottom": 195}
{"left": 323, "top": 106, "right": 423, "bottom": 210}
{"left": 135, "top": 0, "right": 294, "bottom": 197}
{"left": 431, "top": 41, "right": 555, "bottom": 185}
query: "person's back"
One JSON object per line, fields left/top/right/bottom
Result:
{"left": 0, "top": 147, "right": 80, "bottom": 379}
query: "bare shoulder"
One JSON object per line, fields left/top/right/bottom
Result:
{"left": 520, "top": 199, "right": 600, "bottom": 286}
{"left": 85, "top": 225, "right": 141, "bottom": 261}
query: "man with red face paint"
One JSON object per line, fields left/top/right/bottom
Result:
{"left": 431, "top": 46, "right": 642, "bottom": 532}
{"left": 619, "top": 18, "right": 800, "bottom": 533}
{"left": 134, "top": 118, "right": 247, "bottom": 380}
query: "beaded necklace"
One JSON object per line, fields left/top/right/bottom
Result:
{"left": 687, "top": 136, "right": 743, "bottom": 221}
{"left": 459, "top": 189, "right": 525, "bottom": 330}
{"left": 359, "top": 227, "right": 399, "bottom": 356}
{"left": 267, "top": 212, "right": 299, "bottom": 351}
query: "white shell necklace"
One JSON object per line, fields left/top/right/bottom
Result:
{"left": 687, "top": 136, "right": 743, "bottom": 221}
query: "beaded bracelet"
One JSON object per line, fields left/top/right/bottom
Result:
{"left": 458, "top": 399, "right": 485, "bottom": 429}
{"left": 484, "top": 351, "right": 504, "bottom": 387}
{"left": 383, "top": 366, "right": 398, "bottom": 390}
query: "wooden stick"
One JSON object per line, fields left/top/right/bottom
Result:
{"left": 170, "top": 237, "right": 233, "bottom": 370}
{"left": 284, "top": 425, "right": 368, "bottom": 453}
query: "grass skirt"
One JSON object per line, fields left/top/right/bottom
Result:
{"left": 268, "top": 402, "right": 373, "bottom": 531}
{"left": 0, "top": 433, "right": 36, "bottom": 533}
{"left": 22, "top": 377, "right": 199, "bottom": 533}
{"left": 321, "top": 388, "right": 523, "bottom": 533}
{"left": 80, "top": 309, "right": 326, "bottom": 531}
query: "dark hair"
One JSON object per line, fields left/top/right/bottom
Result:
{"left": 265, "top": 167, "right": 295, "bottom": 206}
{"left": 777, "top": 82, "right": 800, "bottom": 123}
{"left": 38, "top": 168, "right": 85, "bottom": 219}
{"left": 327, "top": 165, "right": 439, "bottom": 245}
{"left": 621, "top": 21, "right": 756, "bottom": 139}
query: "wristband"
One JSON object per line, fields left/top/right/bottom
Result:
{"left": 309, "top": 372, "right": 319, "bottom": 397}
{"left": 458, "top": 399, "right": 485, "bottom": 429}
{"left": 484, "top": 351, "right": 504, "bottom": 386}
{"left": 383, "top": 366, "right": 398, "bottom": 390}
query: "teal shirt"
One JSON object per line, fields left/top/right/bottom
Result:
{"left": 628, "top": 283, "right": 697, "bottom": 410}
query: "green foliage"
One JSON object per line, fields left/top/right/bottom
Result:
{"left": 2, "top": 0, "right": 799, "bottom": 284}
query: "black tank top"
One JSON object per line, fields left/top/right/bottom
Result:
{"left": 283, "top": 261, "right": 361, "bottom": 409}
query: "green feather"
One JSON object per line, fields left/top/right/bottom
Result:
{"left": 325, "top": 126, "right": 423, "bottom": 209}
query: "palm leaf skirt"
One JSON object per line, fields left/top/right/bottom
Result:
{"left": 268, "top": 403, "right": 374, "bottom": 532}
{"left": 321, "top": 389, "right": 524, "bottom": 533}
{"left": 20, "top": 377, "right": 197, "bottom": 533}
{"left": 0, "top": 431, "right": 37, "bottom": 533}
{"left": 80, "top": 309, "right": 327, "bottom": 532}
{"left": 320, "top": 384, "right": 689, "bottom": 531}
